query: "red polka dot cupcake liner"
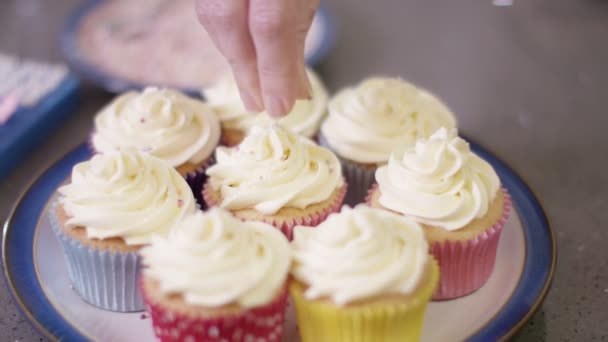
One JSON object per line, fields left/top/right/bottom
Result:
{"left": 143, "top": 287, "right": 289, "bottom": 342}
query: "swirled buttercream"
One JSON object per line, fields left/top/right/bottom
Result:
{"left": 205, "top": 124, "right": 343, "bottom": 215}
{"left": 291, "top": 205, "right": 428, "bottom": 305}
{"left": 140, "top": 208, "right": 291, "bottom": 307}
{"left": 320, "top": 77, "right": 456, "bottom": 164}
{"left": 375, "top": 128, "right": 500, "bottom": 230}
{"left": 92, "top": 87, "right": 220, "bottom": 167}
{"left": 58, "top": 149, "right": 196, "bottom": 245}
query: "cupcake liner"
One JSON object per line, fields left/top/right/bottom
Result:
{"left": 202, "top": 182, "right": 347, "bottom": 240}
{"left": 143, "top": 285, "right": 289, "bottom": 342}
{"left": 430, "top": 188, "right": 512, "bottom": 300}
{"left": 48, "top": 201, "right": 145, "bottom": 312}
{"left": 184, "top": 168, "right": 207, "bottom": 209}
{"left": 318, "top": 132, "right": 376, "bottom": 206}
{"left": 364, "top": 183, "right": 378, "bottom": 206}
{"left": 183, "top": 156, "right": 215, "bottom": 210}
{"left": 339, "top": 158, "right": 376, "bottom": 207}
{"left": 290, "top": 259, "right": 439, "bottom": 342}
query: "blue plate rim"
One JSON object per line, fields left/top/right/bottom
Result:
{"left": 60, "top": 0, "right": 336, "bottom": 96}
{"left": 2, "top": 140, "right": 556, "bottom": 341}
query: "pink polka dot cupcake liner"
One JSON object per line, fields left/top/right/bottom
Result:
{"left": 143, "top": 287, "right": 289, "bottom": 342}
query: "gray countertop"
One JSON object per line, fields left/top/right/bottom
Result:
{"left": 1, "top": 0, "right": 606, "bottom": 341}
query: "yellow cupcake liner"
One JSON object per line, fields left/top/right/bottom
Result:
{"left": 290, "top": 258, "right": 439, "bottom": 342}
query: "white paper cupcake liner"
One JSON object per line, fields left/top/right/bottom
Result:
{"left": 48, "top": 200, "right": 144, "bottom": 312}
{"left": 318, "top": 132, "right": 377, "bottom": 206}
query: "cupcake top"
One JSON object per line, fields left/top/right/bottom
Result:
{"left": 58, "top": 149, "right": 197, "bottom": 245}
{"left": 206, "top": 124, "right": 343, "bottom": 215}
{"left": 204, "top": 69, "right": 328, "bottom": 138}
{"left": 320, "top": 77, "right": 456, "bottom": 164}
{"left": 140, "top": 208, "right": 291, "bottom": 308}
{"left": 291, "top": 205, "right": 429, "bottom": 305}
{"left": 91, "top": 87, "right": 221, "bottom": 167}
{"left": 375, "top": 128, "right": 500, "bottom": 231}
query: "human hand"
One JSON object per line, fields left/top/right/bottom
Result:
{"left": 196, "top": 0, "right": 319, "bottom": 117}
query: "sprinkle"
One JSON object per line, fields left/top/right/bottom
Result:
{"left": 140, "top": 313, "right": 148, "bottom": 319}
{"left": 177, "top": 199, "right": 183, "bottom": 207}
{"left": 140, "top": 117, "right": 146, "bottom": 123}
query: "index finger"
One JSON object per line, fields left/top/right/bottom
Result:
{"left": 249, "top": 0, "right": 302, "bottom": 117}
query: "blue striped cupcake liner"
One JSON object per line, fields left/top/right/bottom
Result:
{"left": 48, "top": 200, "right": 145, "bottom": 312}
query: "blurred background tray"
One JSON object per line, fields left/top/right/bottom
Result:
{"left": 61, "top": 0, "right": 336, "bottom": 95}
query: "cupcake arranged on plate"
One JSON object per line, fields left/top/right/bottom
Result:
{"left": 140, "top": 208, "right": 291, "bottom": 342}
{"left": 367, "top": 128, "right": 511, "bottom": 300}
{"left": 319, "top": 77, "right": 456, "bottom": 205}
{"left": 91, "top": 87, "right": 221, "bottom": 204}
{"left": 203, "top": 124, "right": 346, "bottom": 240}
{"left": 49, "top": 149, "right": 197, "bottom": 311}
{"left": 204, "top": 69, "right": 328, "bottom": 146}
{"left": 290, "top": 205, "right": 439, "bottom": 342}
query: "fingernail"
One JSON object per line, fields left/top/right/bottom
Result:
{"left": 241, "top": 92, "right": 263, "bottom": 112}
{"left": 265, "top": 96, "right": 287, "bottom": 117}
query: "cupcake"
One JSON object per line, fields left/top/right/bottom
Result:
{"left": 319, "top": 77, "right": 456, "bottom": 205}
{"left": 367, "top": 128, "right": 511, "bottom": 300}
{"left": 203, "top": 124, "right": 346, "bottom": 240}
{"left": 91, "top": 87, "right": 221, "bottom": 205}
{"left": 49, "top": 149, "right": 197, "bottom": 311}
{"left": 204, "top": 69, "right": 328, "bottom": 146}
{"left": 290, "top": 205, "right": 439, "bottom": 342}
{"left": 140, "top": 208, "right": 291, "bottom": 342}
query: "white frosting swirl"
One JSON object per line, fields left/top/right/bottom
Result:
{"left": 140, "top": 208, "right": 291, "bottom": 308}
{"left": 206, "top": 124, "right": 343, "bottom": 215}
{"left": 92, "top": 87, "right": 221, "bottom": 167}
{"left": 58, "top": 149, "right": 197, "bottom": 245}
{"left": 375, "top": 128, "right": 500, "bottom": 231}
{"left": 204, "top": 70, "right": 328, "bottom": 138}
{"left": 291, "top": 205, "right": 429, "bottom": 305}
{"left": 320, "top": 77, "right": 456, "bottom": 164}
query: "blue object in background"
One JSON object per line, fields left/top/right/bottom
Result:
{"left": 0, "top": 76, "right": 80, "bottom": 180}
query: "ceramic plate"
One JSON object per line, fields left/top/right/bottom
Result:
{"left": 2, "top": 141, "right": 555, "bottom": 341}
{"left": 61, "top": 0, "right": 335, "bottom": 95}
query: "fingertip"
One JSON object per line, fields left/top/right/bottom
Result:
{"left": 265, "top": 96, "right": 294, "bottom": 117}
